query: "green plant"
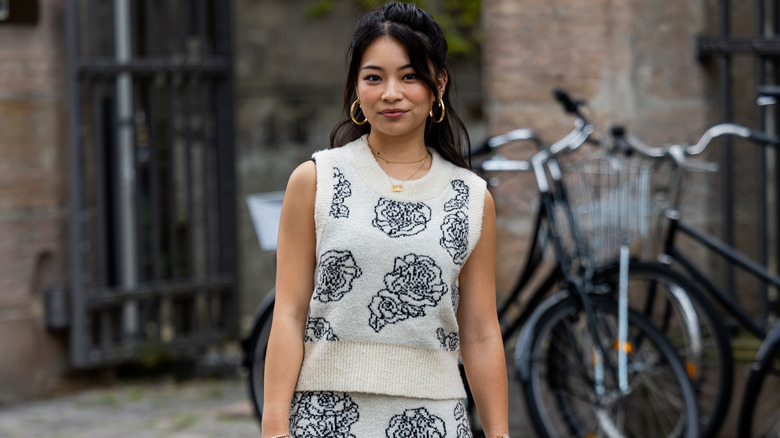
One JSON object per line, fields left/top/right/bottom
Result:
{"left": 305, "top": 0, "right": 481, "bottom": 58}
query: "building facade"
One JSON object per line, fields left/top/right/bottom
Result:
{"left": 0, "top": 2, "right": 774, "bottom": 421}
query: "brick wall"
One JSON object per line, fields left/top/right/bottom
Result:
{"left": 482, "top": 0, "right": 713, "bottom": 294}
{"left": 0, "top": 0, "right": 69, "bottom": 403}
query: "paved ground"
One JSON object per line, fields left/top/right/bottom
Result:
{"left": 0, "top": 363, "right": 533, "bottom": 437}
{"left": 0, "top": 378, "right": 260, "bottom": 438}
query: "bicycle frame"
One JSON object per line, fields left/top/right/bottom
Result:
{"left": 492, "top": 156, "right": 595, "bottom": 343}
{"left": 661, "top": 207, "right": 780, "bottom": 340}
{"left": 484, "top": 126, "right": 641, "bottom": 395}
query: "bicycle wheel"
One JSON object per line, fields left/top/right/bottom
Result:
{"left": 519, "top": 293, "right": 699, "bottom": 438}
{"left": 243, "top": 292, "right": 275, "bottom": 421}
{"left": 738, "top": 330, "right": 780, "bottom": 437}
{"left": 595, "top": 261, "right": 733, "bottom": 438}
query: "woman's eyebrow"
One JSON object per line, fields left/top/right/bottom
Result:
{"left": 360, "top": 64, "right": 414, "bottom": 71}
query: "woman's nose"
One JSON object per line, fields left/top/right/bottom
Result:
{"left": 382, "top": 80, "right": 402, "bottom": 101}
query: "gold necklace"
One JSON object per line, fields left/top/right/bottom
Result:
{"left": 387, "top": 152, "right": 431, "bottom": 192}
{"left": 368, "top": 144, "right": 429, "bottom": 165}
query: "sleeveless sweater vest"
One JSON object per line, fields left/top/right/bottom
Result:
{"left": 295, "top": 135, "right": 487, "bottom": 400}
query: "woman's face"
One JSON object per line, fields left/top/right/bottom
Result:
{"left": 356, "top": 36, "right": 443, "bottom": 139}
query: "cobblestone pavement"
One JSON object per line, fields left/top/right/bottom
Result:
{"left": 0, "top": 370, "right": 534, "bottom": 438}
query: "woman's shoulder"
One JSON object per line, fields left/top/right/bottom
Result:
{"left": 286, "top": 160, "right": 317, "bottom": 193}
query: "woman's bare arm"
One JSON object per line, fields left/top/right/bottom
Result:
{"left": 261, "top": 161, "right": 317, "bottom": 438}
{"left": 457, "top": 191, "right": 509, "bottom": 437}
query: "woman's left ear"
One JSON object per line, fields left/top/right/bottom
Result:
{"left": 437, "top": 71, "right": 448, "bottom": 98}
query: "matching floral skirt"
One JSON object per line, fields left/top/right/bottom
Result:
{"left": 289, "top": 391, "right": 472, "bottom": 438}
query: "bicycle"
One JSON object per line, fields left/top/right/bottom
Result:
{"left": 476, "top": 89, "right": 700, "bottom": 438}
{"left": 612, "top": 106, "right": 780, "bottom": 437}
{"left": 494, "top": 94, "right": 732, "bottom": 438}
{"left": 241, "top": 286, "right": 274, "bottom": 421}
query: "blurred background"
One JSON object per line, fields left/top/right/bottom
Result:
{"left": 0, "top": 0, "right": 777, "bottom": 433}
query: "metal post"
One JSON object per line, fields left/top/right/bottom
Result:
{"left": 774, "top": 0, "right": 780, "bottom": 319}
{"left": 719, "top": 0, "right": 737, "bottom": 300}
{"left": 757, "top": 0, "right": 770, "bottom": 320}
{"left": 66, "top": 0, "right": 87, "bottom": 366}
{"left": 114, "top": 0, "right": 138, "bottom": 338}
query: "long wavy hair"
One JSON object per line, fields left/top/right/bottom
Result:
{"left": 329, "top": 1, "right": 471, "bottom": 169}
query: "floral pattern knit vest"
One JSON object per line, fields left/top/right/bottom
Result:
{"left": 295, "top": 135, "right": 487, "bottom": 401}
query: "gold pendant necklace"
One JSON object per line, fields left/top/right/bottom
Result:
{"left": 388, "top": 152, "right": 430, "bottom": 192}
{"left": 365, "top": 136, "right": 430, "bottom": 192}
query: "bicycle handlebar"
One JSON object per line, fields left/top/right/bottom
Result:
{"left": 553, "top": 87, "right": 585, "bottom": 116}
{"left": 474, "top": 88, "right": 595, "bottom": 176}
{"left": 471, "top": 128, "right": 543, "bottom": 157}
{"left": 613, "top": 123, "right": 779, "bottom": 167}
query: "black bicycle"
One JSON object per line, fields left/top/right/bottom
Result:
{"left": 475, "top": 89, "right": 700, "bottom": 438}
{"left": 612, "top": 109, "right": 780, "bottom": 437}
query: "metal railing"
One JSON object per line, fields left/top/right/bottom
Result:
{"left": 697, "top": 0, "right": 780, "bottom": 321}
{"left": 60, "top": 0, "right": 237, "bottom": 367}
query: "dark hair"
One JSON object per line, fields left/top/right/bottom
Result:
{"left": 329, "top": 1, "right": 471, "bottom": 169}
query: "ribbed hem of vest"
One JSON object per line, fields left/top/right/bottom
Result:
{"left": 296, "top": 340, "right": 467, "bottom": 400}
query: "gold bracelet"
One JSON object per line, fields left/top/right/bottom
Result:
{"left": 270, "top": 434, "right": 291, "bottom": 438}
{"left": 495, "top": 434, "right": 510, "bottom": 438}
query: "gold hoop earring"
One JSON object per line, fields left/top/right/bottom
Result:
{"left": 350, "top": 99, "right": 368, "bottom": 125}
{"left": 430, "top": 98, "right": 446, "bottom": 123}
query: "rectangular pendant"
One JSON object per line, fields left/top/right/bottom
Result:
{"left": 391, "top": 184, "right": 403, "bottom": 192}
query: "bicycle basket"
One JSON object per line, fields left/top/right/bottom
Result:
{"left": 563, "top": 152, "right": 654, "bottom": 267}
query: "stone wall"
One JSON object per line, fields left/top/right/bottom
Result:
{"left": 0, "top": 0, "right": 69, "bottom": 403}
{"left": 482, "top": 0, "right": 717, "bottom": 295}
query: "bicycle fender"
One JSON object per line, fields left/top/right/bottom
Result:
{"left": 249, "top": 288, "right": 276, "bottom": 320}
{"left": 514, "top": 290, "right": 573, "bottom": 383}
{"left": 240, "top": 288, "right": 276, "bottom": 367}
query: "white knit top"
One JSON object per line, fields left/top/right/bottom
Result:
{"left": 295, "top": 135, "right": 487, "bottom": 400}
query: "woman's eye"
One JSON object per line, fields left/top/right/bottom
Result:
{"left": 403, "top": 73, "right": 417, "bottom": 80}
{"left": 364, "top": 75, "right": 381, "bottom": 82}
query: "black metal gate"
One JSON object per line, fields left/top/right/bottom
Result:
{"left": 60, "top": 0, "right": 236, "bottom": 367}
{"left": 698, "top": 0, "right": 780, "bottom": 321}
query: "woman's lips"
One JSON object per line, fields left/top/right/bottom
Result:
{"left": 380, "top": 109, "right": 406, "bottom": 119}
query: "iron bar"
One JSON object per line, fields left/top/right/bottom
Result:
{"left": 184, "top": 79, "right": 196, "bottom": 280}
{"left": 77, "top": 58, "right": 230, "bottom": 77}
{"left": 167, "top": 75, "right": 179, "bottom": 280}
{"left": 66, "top": 0, "right": 89, "bottom": 367}
{"left": 758, "top": 0, "right": 771, "bottom": 321}
{"left": 84, "top": 275, "right": 234, "bottom": 309}
{"left": 87, "top": 0, "right": 100, "bottom": 58}
{"left": 215, "top": 0, "right": 236, "bottom": 277}
{"left": 114, "top": 0, "right": 139, "bottom": 341}
{"left": 717, "top": 0, "right": 737, "bottom": 301}
{"left": 699, "top": 36, "right": 780, "bottom": 55}
{"left": 93, "top": 331, "right": 225, "bottom": 363}
{"left": 148, "top": 78, "right": 163, "bottom": 283}
{"left": 64, "top": 0, "right": 237, "bottom": 367}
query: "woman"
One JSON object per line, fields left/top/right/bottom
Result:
{"left": 262, "top": 2, "right": 509, "bottom": 437}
